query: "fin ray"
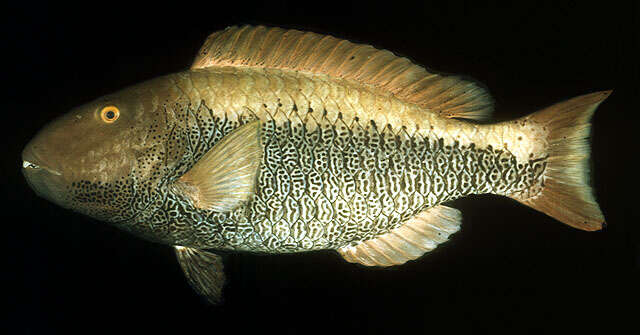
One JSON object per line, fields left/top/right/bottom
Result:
{"left": 510, "top": 90, "right": 610, "bottom": 231}
{"left": 174, "top": 120, "right": 262, "bottom": 212}
{"left": 175, "top": 246, "right": 225, "bottom": 305}
{"left": 338, "top": 205, "right": 462, "bottom": 267}
{"left": 191, "top": 25, "right": 493, "bottom": 121}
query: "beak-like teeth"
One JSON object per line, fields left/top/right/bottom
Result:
{"left": 23, "top": 161, "right": 40, "bottom": 169}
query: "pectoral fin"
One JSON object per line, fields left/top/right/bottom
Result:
{"left": 174, "top": 120, "right": 262, "bottom": 212}
{"left": 338, "top": 205, "right": 462, "bottom": 267}
{"left": 175, "top": 246, "right": 226, "bottom": 304}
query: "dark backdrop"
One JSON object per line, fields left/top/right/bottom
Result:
{"left": 4, "top": 1, "right": 638, "bottom": 334}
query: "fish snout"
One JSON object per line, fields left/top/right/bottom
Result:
{"left": 22, "top": 143, "right": 69, "bottom": 208}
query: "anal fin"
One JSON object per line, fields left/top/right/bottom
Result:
{"left": 175, "top": 246, "right": 225, "bottom": 304}
{"left": 338, "top": 205, "right": 462, "bottom": 267}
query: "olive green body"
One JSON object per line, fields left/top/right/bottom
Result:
{"left": 94, "top": 68, "right": 546, "bottom": 252}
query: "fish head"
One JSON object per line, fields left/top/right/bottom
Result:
{"left": 22, "top": 77, "right": 177, "bottom": 223}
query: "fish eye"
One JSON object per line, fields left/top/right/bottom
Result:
{"left": 100, "top": 106, "right": 120, "bottom": 123}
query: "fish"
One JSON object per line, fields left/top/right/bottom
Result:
{"left": 22, "top": 25, "right": 609, "bottom": 304}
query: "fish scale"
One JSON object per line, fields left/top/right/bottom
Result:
{"left": 119, "top": 68, "right": 539, "bottom": 251}
{"left": 22, "top": 25, "right": 607, "bottom": 303}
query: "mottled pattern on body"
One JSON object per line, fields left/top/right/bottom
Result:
{"left": 55, "top": 68, "right": 547, "bottom": 252}
{"left": 21, "top": 26, "right": 608, "bottom": 306}
{"left": 114, "top": 68, "right": 548, "bottom": 251}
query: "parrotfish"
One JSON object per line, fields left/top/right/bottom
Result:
{"left": 22, "top": 25, "right": 609, "bottom": 304}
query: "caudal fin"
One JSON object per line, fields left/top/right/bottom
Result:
{"left": 512, "top": 91, "right": 610, "bottom": 231}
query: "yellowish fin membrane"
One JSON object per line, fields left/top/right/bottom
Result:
{"left": 175, "top": 246, "right": 225, "bottom": 305}
{"left": 191, "top": 25, "right": 493, "bottom": 121}
{"left": 174, "top": 120, "right": 262, "bottom": 212}
{"left": 338, "top": 205, "right": 462, "bottom": 266}
{"left": 510, "top": 91, "right": 611, "bottom": 231}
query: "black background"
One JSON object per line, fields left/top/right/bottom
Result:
{"left": 4, "top": 1, "right": 638, "bottom": 334}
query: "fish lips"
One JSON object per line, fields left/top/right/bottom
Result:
{"left": 22, "top": 148, "right": 70, "bottom": 209}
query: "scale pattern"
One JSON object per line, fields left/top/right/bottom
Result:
{"left": 125, "top": 101, "right": 546, "bottom": 252}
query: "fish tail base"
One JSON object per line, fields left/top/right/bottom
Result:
{"left": 510, "top": 91, "right": 611, "bottom": 231}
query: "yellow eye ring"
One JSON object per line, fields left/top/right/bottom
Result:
{"left": 100, "top": 106, "right": 120, "bottom": 123}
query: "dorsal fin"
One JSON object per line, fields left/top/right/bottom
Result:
{"left": 191, "top": 25, "right": 493, "bottom": 121}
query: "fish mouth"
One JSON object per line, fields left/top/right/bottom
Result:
{"left": 22, "top": 160, "right": 61, "bottom": 176}
{"left": 23, "top": 160, "right": 40, "bottom": 169}
{"left": 21, "top": 145, "right": 62, "bottom": 176}
{"left": 22, "top": 146, "right": 69, "bottom": 208}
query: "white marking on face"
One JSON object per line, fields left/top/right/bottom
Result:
{"left": 22, "top": 160, "right": 62, "bottom": 175}
{"left": 23, "top": 161, "right": 39, "bottom": 169}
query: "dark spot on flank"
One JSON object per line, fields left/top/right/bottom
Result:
{"left": 518, "top": 136, "right": 522, "bottom": 140}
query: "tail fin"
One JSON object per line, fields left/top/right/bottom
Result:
{"left": 512, "top": 91, "right": 611, "bottom": 231}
